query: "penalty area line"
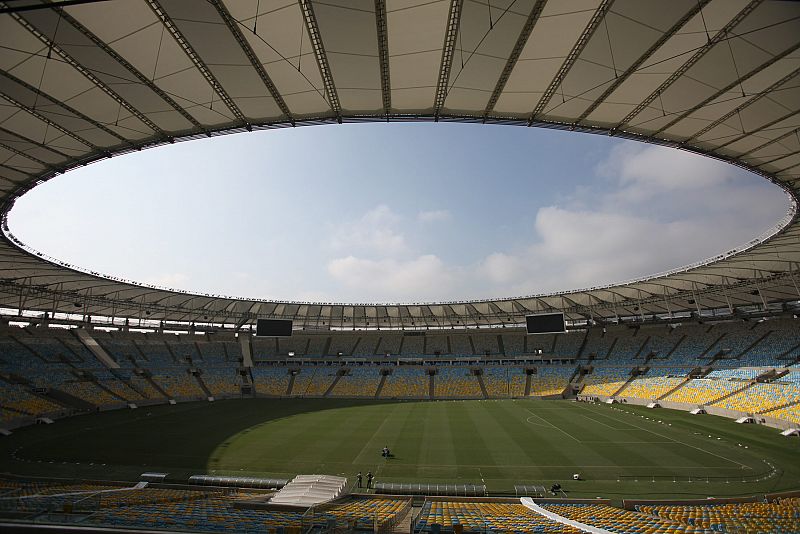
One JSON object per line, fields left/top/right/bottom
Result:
{"left": 524, "top": 408, "right": 582, "bottom": 443}
{"left": 573, "top": 403, "right": 751, "bottom": 469}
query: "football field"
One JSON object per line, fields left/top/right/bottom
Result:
{"left": 1, "top": 398, "right": 797, "bottom": 500}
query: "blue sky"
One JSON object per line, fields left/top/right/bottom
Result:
{"left": 7, "top": 122, "right": 791, "bottom": 303}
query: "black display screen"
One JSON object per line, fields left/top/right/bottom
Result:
{"left": 526, "top": 313, "right": 565, "bottom": 334}
{"left": 255, "top": 319, "right": 293, "bottom": 337}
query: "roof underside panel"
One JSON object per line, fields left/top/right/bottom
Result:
{"left": 541, "top": 0, "right": 700, "bottom": 123}
{"left": 442, "top": 0, "right": 535, "bottom": 114}
{"left": 65, "top": 0, "right": 237, "bottom": 128}
{"left": 154, "top": 0, "right": 283, "bottom": 122}
{"left": 0, "top": 0, "right": 797, "bottom": 327}
{"left": 16, "top": 5, "right": 196, "bottom": 134}
{"left": 312, "top": 0, "right": 382, "bottom": 113}
{"left": 585, "top": 0, "right": 752, "bottom": 127}
{"left": 221, "top": 0, "right": 330, "bottom": 119}
{"left": 386, "top": 0, "right": 449, "bottom": 112}
{"left": 492, "top": 0, "right": 603, "bottom": 118}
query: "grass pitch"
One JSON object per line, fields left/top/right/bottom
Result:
{"left": 1, "top": 398, "right": 798, "bottom": 500}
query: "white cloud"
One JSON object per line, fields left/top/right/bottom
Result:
{"left": 321, "top": 142, "right": 789, "bottom": 301}
{"left": 596, "top": 143, "right": 734, "bottom": 205}
{"left": 478, "top": 252, "right": 524, "bottom": 285}
{"left": 328, "top": 204, "right": 408, "bottom": 257}
{"left": 418, "top": 209, "right": 451, "bottom": 223}
{"left": 327, "top": 255, "right": 454, "bottom": 301}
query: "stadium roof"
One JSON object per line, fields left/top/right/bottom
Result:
{"left": 0, "top": 0, "right": 799, "bottom": 329}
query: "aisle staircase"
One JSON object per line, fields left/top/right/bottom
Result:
{"left": 324, "top": 372, "right": 343, "bottom": 397}
{"left": 375, "top": 373, "right": 387, "bottom": 398}
{"left": 476, "top": 372, "right": 488, "bottom": 399}
{"left": 193, "top": 372, "right": 212, "bottom": 398}
{"left": 610, "top": 368, "right": 641, "bottom": 397}
{"left": 269, "top": 475, "right": 347, "bottom": 508}
{"left": 708, "top": 382, "right": 753, "bottom": 406}
{"left": 285, "top": 372, "right": 296, "bottom": 396}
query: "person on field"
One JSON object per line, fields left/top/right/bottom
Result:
{"left": 356, "top": 471, "right": 363, "bottom": 488}
{"left": 366, "top": 471, "right": 373, "bottom": 489}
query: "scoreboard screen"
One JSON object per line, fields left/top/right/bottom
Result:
{"left": 525, "top": 313, "right": 566, "bottom": 334}
{"left": 255, "top": 319, "right": 293, "bottom": 337}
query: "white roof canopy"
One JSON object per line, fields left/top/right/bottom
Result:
{"left": 0, "top": 0, "right": 798, "bottom": 328}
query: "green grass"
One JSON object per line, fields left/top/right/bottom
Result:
{"left": 1, "top": 398, "right": 798, "bottom": 500}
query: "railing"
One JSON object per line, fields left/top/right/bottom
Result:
{"left": 301, "top": 498, "right": 412, "bottom": 533}
{"left": 617, "top": 460, "right": 779, "bottom": 484}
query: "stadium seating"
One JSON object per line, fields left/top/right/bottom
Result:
{"left": 381, "top": 368, "right": 428, "bottom": 397}
{"left": 401, "top": 335, "right": 425, "bottom": 355}
{"left": 529, "top": 367, "right": 573, "bottom": 396}
{"left": 471, "top": 333, "right": 499, "bottom": 355}
{"left": 608, "top": 330, "right": 648, "bottom": 363}
{"left": 482, "top": 366, "right": 511, "bottom": 397}
{"left": 201, "top": 369, "right": 241, "bottom": 397}
{"left": 293, "top": 368, "right": 336, "bottom": 396}
{"left": 327, "top": 334, "right": 359, "bottom": 356}
{"left": 449, "top": 335, "right": 473, "bottom": 356}
{"left": 170, "top": 340, "right": 200, "bottom": 364}
{"left": 580, "top": 367, "right": 630, "bottom": 397}
{"left": 709, "top": 321, "right": 763, "bottom": 361}
{"left": 58, "top": 380, "right": 121, "bottom": 406}
{"left": 0, "top": 382, "right": 61, "bottom": 415}
{"left": 305, "top": 336, "right": 328, "bottom": 357}
{"left": 0, "top": 406, "right": 27, "bottom": 427}
{"left": 636, "top": 499, "right": 800, "bottom": 533}
{"left": 622, "top": 368, "right": 689, "bottom": 400}
{"left": 436, "top": 367, "right": 482, "bottom": 397}
{"left": 135, "top": 340, "right": 177, "bottom": 366}
{"left": 714, "top": 382, "right": 800, "bottom": 414}
{"left": 541, "top": 503, "right": 705, "bottom": 533}
{"left": 196, "top": 342, "right": 228, "bottom": 365}
{"left": 425, "top": 334, "right": 449, "bottom": 355}
{"left": 3, "top": 321, "right": 800, "bottom": 426}
{"left": 251, "top": 366, "right": 290, "bottom": 396}
{"left": 126, "top": 373, "right": 162, "bottom": 399}
{"left": 667, "top": 324, "right": 720, "bottom": 365}
{"left": 527, "top": 334, "right": 556, "bottom": 356}
{"left": 551, "top": 332, "right": 584, "bottom": 358}
{"left": 748, "top": 318, "right": 800, "bottom": 365}
{"left": 329, "top": 368, "right": 381, "bottom": 397}
{"left": 99, "top": 337, "right": 147, "bottom": 367}
{"left": 377, "top": 334, "right": 402, "bottom": 355}
{"left": 637, "top": 326, "right": 682, "bottom": 361}
{"left": 501, "top": 333, "right": 525, "bottom": 355}
{"left": 663, "top": 378, "right": 747, "bottom": 406}
{"left": 91, "top": 369, "right": 143, "bottom": 402}
{"left": 705, "top": 368, "right": 761, "bottom": 380}
{"left": 763, "top": 403, "right": 800, "bottom": 424}
{"left": 317, "top": 497, "right": 410, "bottom": 530}
{"left": 582, "top": 329, "right": 617, "bottom": 360}
{"left": 416, "top": 501, "right": 578, "bottom": 533}
{"left": 352, "top": 336, "right": 379, "bottom": 356}
{"left": 150, "top": 371, "right": 204, "bottom": 399}
{"left": 510, "top": 367, "right": 528, "bottom": 397}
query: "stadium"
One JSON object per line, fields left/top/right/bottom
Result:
{"left": 0, "top": 0, "right": 800, "bottom": 532}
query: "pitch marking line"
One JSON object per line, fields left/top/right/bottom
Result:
{"left": 577, "top": 413, "right": 636, "bottom": 432}
{"left": 376, "top": 462, "right": 744, "bottom": 469}
{"left": 524, "top": 408, "right": 581, "bottom": 443}
{"left": 574, "top": 403, "right": 750, "bottom": 469}
{"left": 524, "top": 416, "right": 552, "bottom": 428}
